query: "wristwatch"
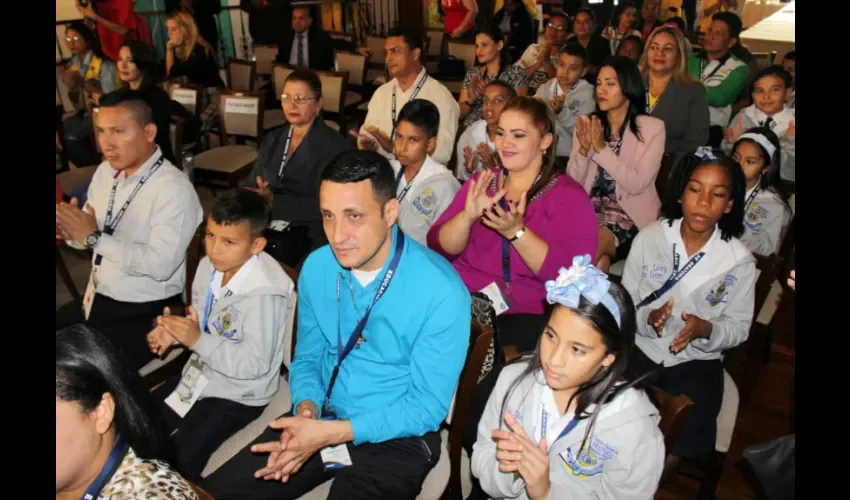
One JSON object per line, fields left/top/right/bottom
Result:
{"left": 84, "top": 231, "right": 102, "bottom": 249}
{"left": 509, "top": 227, "right": 527, "bottom": 242}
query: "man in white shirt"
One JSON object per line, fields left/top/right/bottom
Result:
{"left": 355, "top": 28, "right": 459, "bottom": 165}
{"left": 56, "top": 92, "right": 203, "bottom": 371}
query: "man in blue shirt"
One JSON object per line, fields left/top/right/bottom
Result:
{"left": 201, "top": 150, "right": 471, "bottom": 499}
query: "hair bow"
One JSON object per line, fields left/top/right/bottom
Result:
{"left": 693, "top": 146, "right": 717, "bottom": 163}
{"left": 544, "top": 255, "right": 622, "bottom": 327}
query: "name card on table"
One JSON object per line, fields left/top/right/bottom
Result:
{"left": 172, "top": 88, "right": 197, "bottom": 107}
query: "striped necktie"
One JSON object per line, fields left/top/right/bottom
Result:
{"left": 297, "top": 34, "right": 305, "bottom": 67}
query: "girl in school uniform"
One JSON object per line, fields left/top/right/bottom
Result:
{"left": 621, "top": 147, "right": 756, "bottom": 469}
{"left": 731, "top": 128, "right": 791, "bottom": 256}
{"left": 567, "top": 56, "right": 666, "bottom": 273}
{"left": 472, "top": 255, "right": 665, "bottom": 499}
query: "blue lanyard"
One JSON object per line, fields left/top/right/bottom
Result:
{"left": 80, "top": 434, "right": 128, "bottom": 500}
{"left": 395, "top": 167, "right": 421, "bottom": 203}
{"left": 635, "top": 244, "right": 705, "bottom": 309}
{"left": 323, "top": 232, "right": 406, "bottom": 414}
{"left": 744, "top": 184, "right": 761, "bottom": 214}
{"left": 201, "top": 270, "right": 235, "bottom": 334}
{"left": 540, "top": 410, "right": 580, "bottom": 444}
{"left": 274, "top": 125, "right": 294, "bottom": 187}
{"left": 93, "top": 155, "right": 165, "bottom": 266}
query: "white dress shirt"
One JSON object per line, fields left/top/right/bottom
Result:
{"left": 454, "top": 119, "right": 494, "bottom": 181}
{"left": 86, "top": 147, "right": 204, "bottom": 303}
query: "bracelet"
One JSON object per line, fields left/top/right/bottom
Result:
{"left": 509, "top": 226, "right": 527, "bottom": 242}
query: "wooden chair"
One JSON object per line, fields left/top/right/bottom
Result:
{"left": 226, "top": 58, "right": 257, "bottom": 92}
{"left": 655, "top": 152, "right": 677, "bottom": 201}
{"left": 190, "top": 481, "right": 214, "bottom": 500}
{"left": 192, "top": 90, "right": 264, "bottom": 191}
{"left": 334, "top": 50, "right": 367, "bottom": 109}
{"left": 166, "top": 81, "right": 203, "bottom": 117}
{"left": 364, "top": 34, "right": 388, "bottom": 85}
{"left": 646, "top": 386, "right": 694, "bottom": 458}
{"left": 316, "top": 69, "right": 350, "bottom": 133}
{"left": 252, "top": 44, "right": 279, "bottom": 76}
{"left": 265, "top": 63, "right": 296, "bottom": 131}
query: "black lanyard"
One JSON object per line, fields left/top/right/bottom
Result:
{"left": 94, "top": 155, "right": 165, "bottom": 266}
{"left": 744, "top": 184, "right": 761, "bottom": 214}
{"left": 635, "top": 244, "right": 705, "bottom": 309}
{"left": 497, "top": 169, "right": 541, "bottom": 283}
{"left": 80, "top": 434, "right": 129, "bottom": 500}
{"left": 323, "top": 232, "right": 405, "bottom": 417}
{"left": 699, "top": 52, "right": 731, "bottom": 83}
{"left": 391, "top": 72, "right": 428, "bottom": 129}
{"left": 395, "top": 166, "right": 421, "bottom": 203}
{"left": 275, "top": 126, "right": 294, "bottom": 187}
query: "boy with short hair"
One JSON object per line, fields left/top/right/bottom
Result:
{"left": 390, "top": 99, "right": 460, "bottom": 245}
{"left": 147, "top": 188, "right": 295, "bottom": 481}
{"left": 721, "top": 65, "right": 796, "bottom": 181}
{"left": 455, "top": 81, "right": 517, "bottom": 181}
{"left": 534, "top": 42, "right": 597, "bottom": 164}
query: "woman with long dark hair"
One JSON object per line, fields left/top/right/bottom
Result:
{"left": 471, "top": 256, "right": 664, "bottom": 499}
{"left": 56, "top": 324, "right": 199, "bottom": 498}
{"left": 602, "top": 1, "right": 642, "bottom": 56}
{"left": 459, "top": 25, "right": 529, "bottom": 126}
{"left": 567, "top": 56, "right": 666, "bottom": 272}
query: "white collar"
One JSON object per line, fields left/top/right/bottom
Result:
{"left": 469, "top": 119, "right": 494, "bottom": 145}
{"left": 392, "top": 155, "right": 444, "bottom": 190}
{"left": 393, "top": 68, "right": 428, "bottom": 95}
{"left": 109, "top": 146, "right": 164, "bottom": 181}
{"left": 661, "top": 218, "right": 722, "bottom": 298}
{"left": 744, "top": 105, "right": 794, "bottom": 130}
{"left": 211, "top": 254, "right": 259, "bottom": 299}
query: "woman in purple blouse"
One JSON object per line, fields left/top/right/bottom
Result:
{"left": 427, "top": 96, "right": 598, "bottom": 352}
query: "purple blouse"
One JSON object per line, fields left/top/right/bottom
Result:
{"left": 427, "top": 169, "right": 599, "bottom": 315}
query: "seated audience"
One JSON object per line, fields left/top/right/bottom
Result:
{"left": 147, "top": 189, "right": 295, "bottom": 481}
{"left": 622, "top": 147, "right": 755, "bottom": 473}
{"left": 242, "top": 69, "right": 351, "bottom": 258}
{"left": 638, "top": 0, "right": 665, "bottom": 39}
{"left": 456, "top": 81, "right": 517, "bottom": 181}
{"left": 602, "top": 1, "right": 642, "bottom": 56}
{"left": 617, "top": 35, "right": 645, "bottom": 63}
{"left": 56, "top": 324, "right": 199, "bottom": 499}
{"left": 55, "top": 95, "right": 203, "bottom": 372}
{"left": 459, "top": 25, "right": 529, "bottom": 127}
{"left": 472, "top": 257, "right": 664, "bottom": 499}
{"left": 567, "top": 56, "right": 666, "bottom": 273}
{"left": 356, "top": 28, "right": 459, "bottom": 165}
{"left": 534, "top": 43, "right": 597, "bottom": 165}
{"left": 389, "top": 100, "right": 460, "bottom": 244}
{"left": 730, "top": 128, "right": 791, "bottom": 256}
{"left": 201, "top": 150, "right": 471, "bottom": 499}
{"left": 274, "top": 6, "right": 335, "bottom": 71}
{"left": 721, "top": 65, "right": 796, "bottom": 182}
{"left": 516, "top": 13, "right": 571, "bottom": 93}
{"left": 566, "top": 8, "right": 612, "bottom": 83}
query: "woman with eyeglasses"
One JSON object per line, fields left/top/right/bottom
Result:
{"left": 241, "top": 68, "right": 351, "bottom": 262}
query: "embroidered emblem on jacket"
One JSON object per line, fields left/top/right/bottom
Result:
{"left": 705, "top": 275, "right": 737, "bottom": 307}
{"left": 560, "top": 437, "right": 617, "bottom": 478}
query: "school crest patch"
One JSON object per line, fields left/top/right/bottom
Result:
{"left": 413, "top": 188, "right": 438, "bottom": 220}
{"left": 565, "top": 98, "right": 582, "bottom": 116}
{"left": 211, "top": 306, "right": 241, "bottom": 339}
{"left": 744, "top": 203, "right": 768, "bottom": 233}
{"left": 559, "top": 437, "right": 617, "bottom": 478}
{"left": 705, "top": 275, "right": 737, "bottom": 307}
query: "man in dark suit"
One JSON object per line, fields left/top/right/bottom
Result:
{"left": 274, "top": 6, "right": 335, "bottom": 71}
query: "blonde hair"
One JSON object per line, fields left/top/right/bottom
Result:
{"left": 167, "top": 10, "right": 216, "bottom": 62}
{"left": 639, "top": 26, "right": 695, "bottom": 86}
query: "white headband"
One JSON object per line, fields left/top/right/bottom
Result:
{"left": 738, "top": 132, "right": 777, "bottom": 159}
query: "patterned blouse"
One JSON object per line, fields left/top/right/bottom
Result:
{"left": 98, "top": 446, "right": 199, "bottom": 499}
{"left": 462, "top": 64, "right": 529, "bottom": 126}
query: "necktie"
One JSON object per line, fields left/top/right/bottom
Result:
{"left": 297, "top": 34, "right": 305, "bottom": 67}
{"left": 762, "top": 117, "right": 775, "bottom": 130}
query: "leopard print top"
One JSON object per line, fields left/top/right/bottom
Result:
{"left": 98, "top": 447, "right": 199, "bottom": 499}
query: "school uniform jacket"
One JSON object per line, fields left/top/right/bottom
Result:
{"left": 390, "top": 156, "right": 461, "bottom": 245}
{"left": 187, "top": 252, "right": 295, "bottom": 406}
{"left": 567, "top": 115, "right": 666, "bottom": 230}
{"left": 534, "top": 78, "right": 597, "bottom": 158}
{"left": 739, "top": 187, "right": 791, "bottom": 257}
{"left": 472, "top": 362, "right": 665, "bottom": 499}
{"left": 721, "top": 104, "right": 796, "bottom": 182}
{"left": 455, "top": 119, "right": 495, "bottom": 181}
{"left": 622, "top": 218, "right": 756, "bottom": 367}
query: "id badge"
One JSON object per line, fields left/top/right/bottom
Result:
{"left": 480, "top": 282, "right": 511, "bottom": 316}
{"left": 82, "top": 269, "right": 97, "bottom": 320}
{"left": 165, "top": 358, "right": 208, "bottom": 418}
{"left": 320, "top": 444, "right": 353, "bottom": 470}
{"left": 176, "top": 359, "right": 204, "bottom": 402}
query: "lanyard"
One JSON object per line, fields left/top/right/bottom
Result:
{"left": 636, "top": 244, "right": 705, "bottom": 309}
{"left": 699, "top": 53, "right": 731, "bottom": 83}
{"left": 391, "top": 72, "right": 428, "bottom": 126}
{"left": 201, "top": 272, "right": 233, "bottom": 334}
{"left": 80, "top": 434, "right": 129, "bottom": 500}
{"left": 395, "top": 166, "right": 421, "bottom": 203}
{"left": 323, "top": 232, "right": 406, "bottom": 415}
{"left": 744, "top": 184, "right": 761, "bottom": 214}
{"left": 540, "top": 409, "right": 580, "bottom": 444}
{"left": 94, "top": 155, "right": 165, "bottom": 266}
{"left": 275, "top": 126, "right": 294, "bottom": 185}
{"left": 645, "top": 89, "right": 658, "bottom": 114}
{"left": 498, "top": 169, "right": 540, "bottom": 283}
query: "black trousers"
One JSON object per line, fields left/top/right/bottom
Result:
{"left": 153, "top": 374, "right": 266, "bottom": 482}
{"left": 200, "top": 414, "right": 441, "bottom": 500}
{"left": 56, "top": 292, "right": 183, "bottom": 373}
{"left": 626, "top": 348, "right": 724, "bottom": 458}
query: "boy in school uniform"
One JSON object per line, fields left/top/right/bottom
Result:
{"left": 721, "top": 65, "right": 796, "bottom": 182}
{"left": 147, "top": 189, "right": 296, "bottom": 481}
{"left": 455, "top": 81, "right": 517, "bottom": 181}
{"left": 533, "top": 42, "right": 597, "bottom": 166}
{"left": 389, "top": 99, "right": 461, "bottom": 245}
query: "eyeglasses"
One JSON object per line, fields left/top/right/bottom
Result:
{"left": 66, "top": 36, "right": 81, "bottom": 43}
{"left": 546, "top": 23, "right": 566, "bottom": 32}
{"left": 281, "top": 93, "right": 317, "bottom": 104}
